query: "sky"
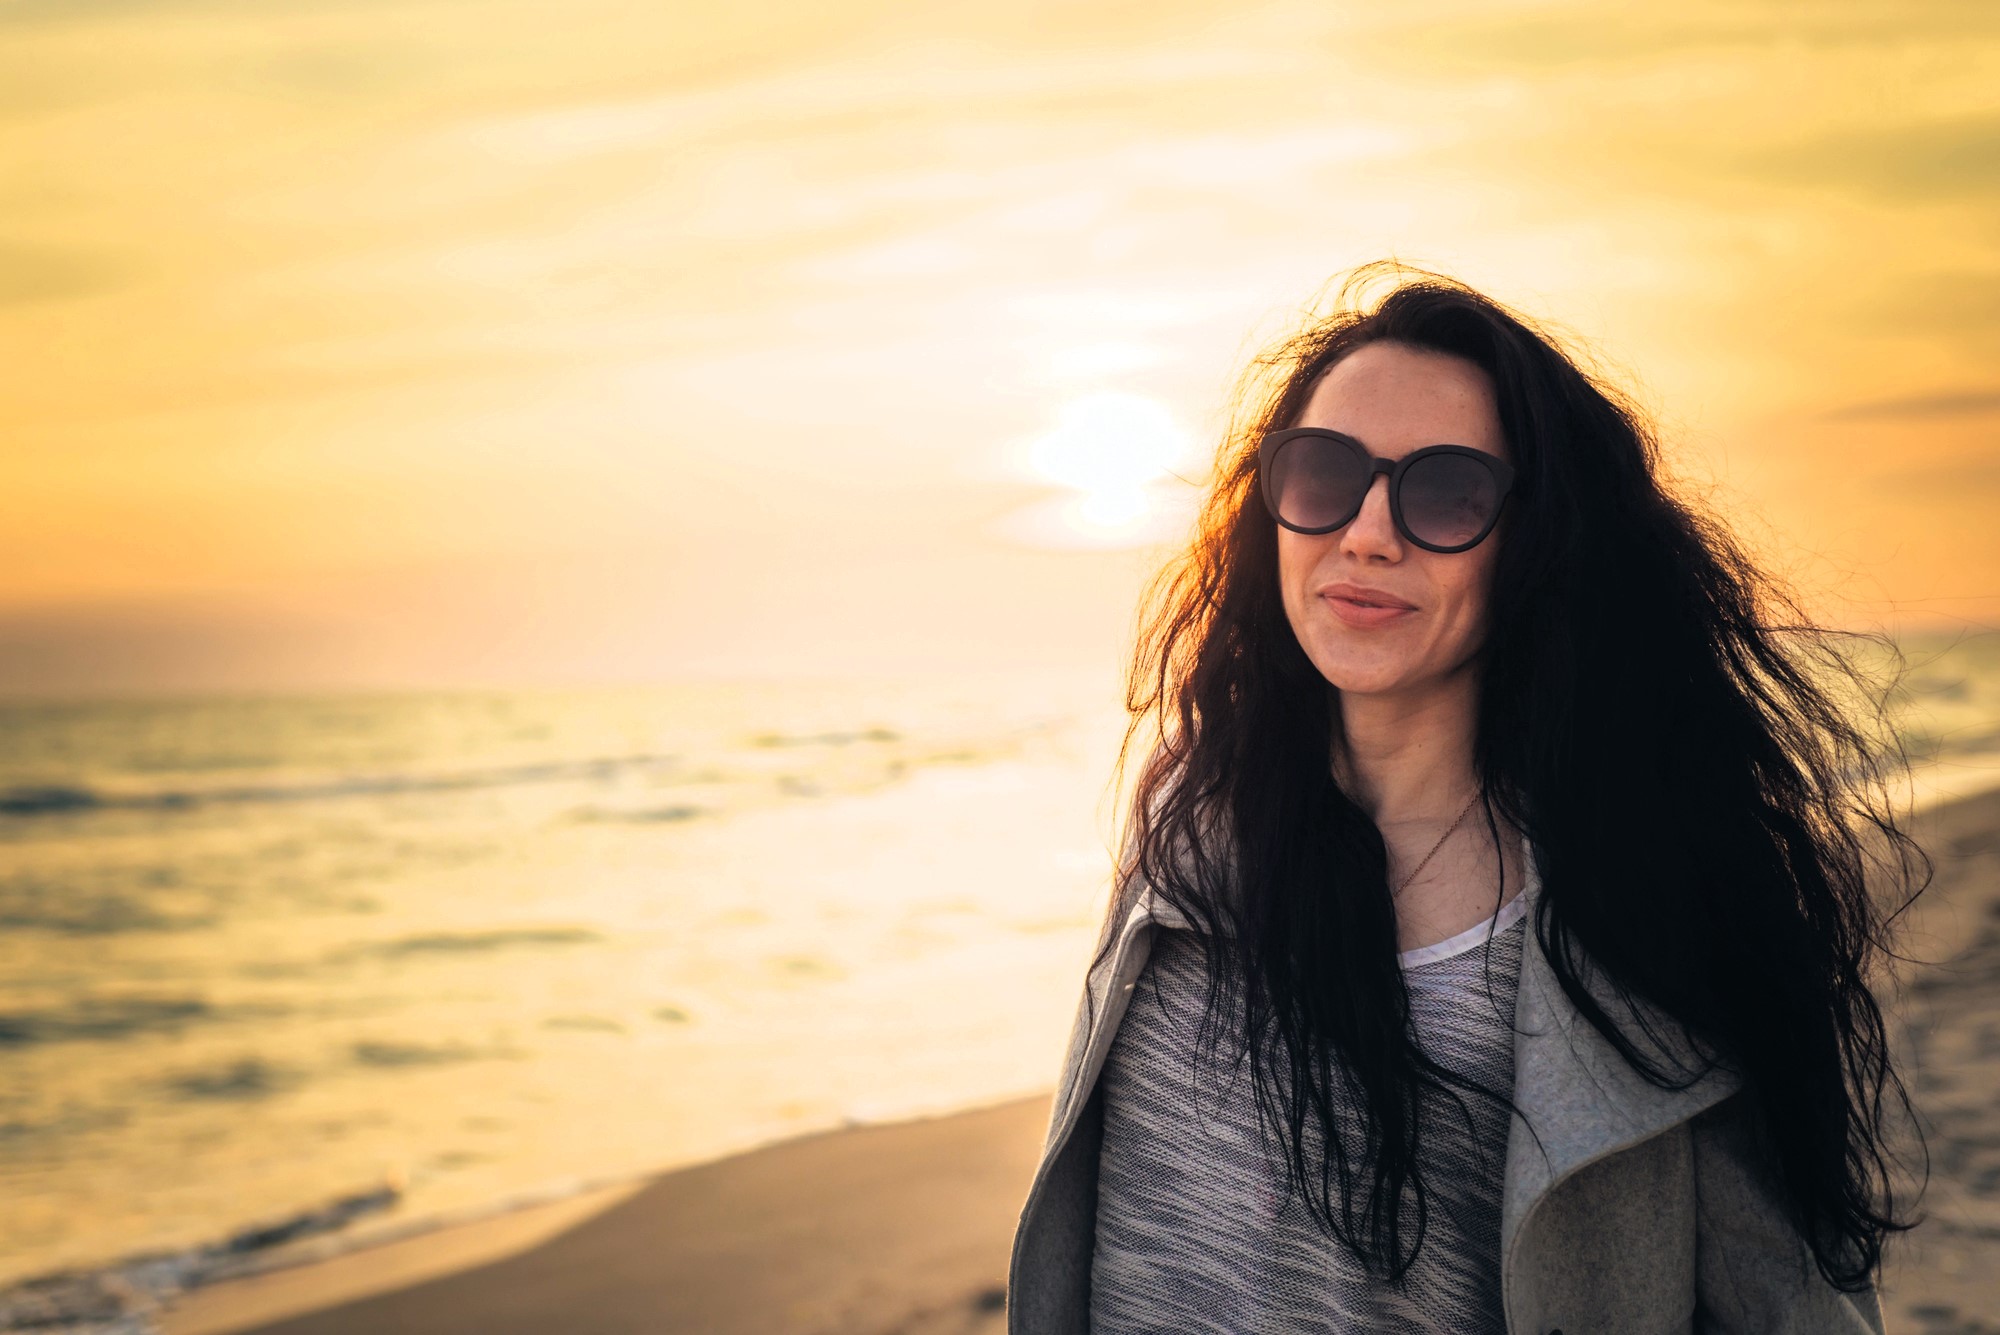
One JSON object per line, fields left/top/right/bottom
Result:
{"left": 2, "top": 0, "right": 1997, "bottom": 695}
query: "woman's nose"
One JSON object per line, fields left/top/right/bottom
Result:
{"left": 1338, "top": 473, "right": 1402, "bottom": 557}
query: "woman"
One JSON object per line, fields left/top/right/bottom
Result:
{"left": 1007, "top": 266, "right": 1930, "bottom": 1334}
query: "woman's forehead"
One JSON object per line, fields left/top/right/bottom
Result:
{"left": 1301, "top": 342, "right": 1506, "bottom": 457}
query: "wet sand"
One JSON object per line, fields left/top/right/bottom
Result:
{"left": 162, "top": 1094, "right": 1046, "bottom": 1335}
{"left": 1879, "top": 781, "right": 2000, "bottom": 1335}
{"left": 158, "top": 782, "right": 2000, "bottom": 1335}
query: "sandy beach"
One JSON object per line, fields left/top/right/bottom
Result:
{"left": 144, "top": 779, "right": 2000, "bottom": 1335}
{"left": 161, "top": 1094, "right": 1048, "bottom": 1335}
{"left": 1875, "top": 780, "right": 2000, "bottom": 1335}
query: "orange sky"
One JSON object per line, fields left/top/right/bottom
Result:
{"left": 2, "top": 0, "right": 1996, "bottom": 695}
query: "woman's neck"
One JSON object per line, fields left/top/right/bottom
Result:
{"left": 1329, "top": 678, "right": 1482, "bottom": 831}
{"left": 1330, "top": 676, "right": 1523, "bottom": 952}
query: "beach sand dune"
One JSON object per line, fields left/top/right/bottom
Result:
{"left": 162, "top": 783, "right": 2000, "bottom": 1335}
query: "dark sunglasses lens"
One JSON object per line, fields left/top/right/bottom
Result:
{"left": 1269, "top": 436, "right": 1368, "bottom": 530}
{"left": 1402, "top": 452, "right": 1502, "bottom": 549}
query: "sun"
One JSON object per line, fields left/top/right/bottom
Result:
{"left": 992, "top": 393, "right": 1205, "bottom": 550}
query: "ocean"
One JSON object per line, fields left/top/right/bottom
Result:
{"left": 2, "top": 630, "right": 1996, "bottom": 1327}
{"left": 0, "top": 668, "right": 1132, "bottom": 1317}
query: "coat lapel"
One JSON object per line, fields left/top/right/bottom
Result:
{"left": 1038, "top": 893, "right": 1156, "bottom": 1159}
{"left": 1499, "top": 870, "right": 1742, "bottom": 1280}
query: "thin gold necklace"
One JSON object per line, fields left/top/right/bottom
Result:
{"left": 1393, "top": 788, "right": 1483, "bottom": 897}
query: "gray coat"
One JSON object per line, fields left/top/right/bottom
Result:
{"left": 1007, "top": 857, "right": 1889, "bottom": 1335}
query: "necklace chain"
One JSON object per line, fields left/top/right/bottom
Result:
{"left": 1393, "top": 788, "right": 1483, "bottom": 896}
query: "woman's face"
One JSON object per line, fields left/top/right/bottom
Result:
{"left": 1276, "top": 340, "right": 1509, "bottom": 700}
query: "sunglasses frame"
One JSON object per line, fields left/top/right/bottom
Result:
{"left": 1257, "top": 428, "right": 1517, "bottom": 554}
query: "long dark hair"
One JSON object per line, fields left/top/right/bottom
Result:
{"left": 1096, "top": 262, "right": 1931, "bottom": 1289}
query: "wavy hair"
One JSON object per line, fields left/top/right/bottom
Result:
{"left": 1094, "top": 262, "right": 1931, "bottom": 1289}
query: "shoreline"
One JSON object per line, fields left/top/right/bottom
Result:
{"left": 161, "top": 1093, "right": 1052, "bottom": 1335}
{"left": 0, "top": 1088, "right": 1058, "bottom": 1335}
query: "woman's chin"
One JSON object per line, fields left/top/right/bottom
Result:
{"left": 1310, "top": 654, "right": 1410, "bottom": 697}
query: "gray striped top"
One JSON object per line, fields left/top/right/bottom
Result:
{"left": 1090, "top": 890, "right": 1529, "bottom": 1334}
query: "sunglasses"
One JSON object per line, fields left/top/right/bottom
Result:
{"left": 1258, "top": 428, "right": 1516, "bottom": 554}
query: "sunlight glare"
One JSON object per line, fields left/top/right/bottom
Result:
{"left": 991, "top": 392, "right": 1203, "bottom": 550}
{"left": 1026, "top": 392, "right": 1191, "bottom": 494}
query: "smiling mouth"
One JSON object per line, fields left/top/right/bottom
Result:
{"left": 1322, "top": 593, "right": 1417, "bottom": 626}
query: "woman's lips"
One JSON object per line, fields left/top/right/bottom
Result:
{"left": 1324, "top": 594, "right": 1416, "bottom": 628}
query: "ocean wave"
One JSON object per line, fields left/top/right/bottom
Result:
{"left": 350, "top": 1039, "right": 525, "bottom": 1067}
{"left": 0, "top": 717, "right": 1062, "bottom": 824}
{"left": 0, "top": 752, "right": 688, "bottom": 819}
{"left": 0, "top": 1104, "right": 131, "bottom": 1150}
{"left": 567, "top": 802, "right": 705, "bottom": 823}
{"left": 0, "top": 996, "right": 289, "bottom": 1049}
{"left": 750, "top": 726, "right": 900, "bottom": 747}
{"left": 541, "top": 1014, "right": 627, "bottom": 1033}
{"left": 0, "top": 1181, "right": 401, "bottom": 1334}
{"left": 0, "top": 891, "right": 215, "bottom": 936}
{"left": 332, "top": 927, "right": 602, "bottom": 961}
{"left": 160, "top": 1056, "right": 303, "bottom": 1103}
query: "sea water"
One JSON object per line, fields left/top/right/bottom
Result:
{"left": 0, "top": 668, "right": 1134, "bottom": 1309}
{"left": 1, "top": 630, "right": 1996, "bottom": 1319}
